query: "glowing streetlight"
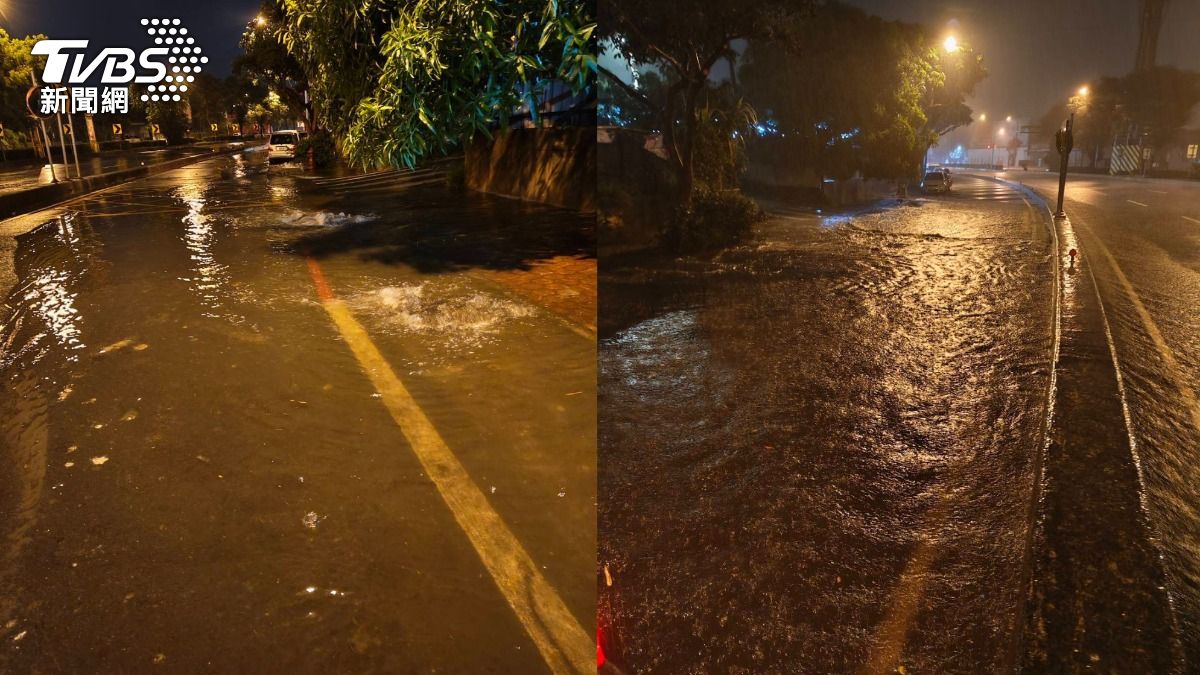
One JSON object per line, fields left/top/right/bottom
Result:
{"left": 1005, "top": 115, "right": 1012, "bottom": 122}
{"left": 1078, "top": 85, "right": 1090, "bottom": 97}
{"left": 254, "top": 15, "right": 267, "bottom": 27}
{"left": 943, "top": 35, "right": 959, "bottom": 53}
{"left": 978, "top": 113, "right": 987, "bottom": 122}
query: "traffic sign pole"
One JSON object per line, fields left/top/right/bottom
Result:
{"left": 1054, "top": 112, "right": 1074, "bottom": 218}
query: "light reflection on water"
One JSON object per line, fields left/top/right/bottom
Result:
{"left": 23, "top": 268, "right": 84, "bottom": 354}
{"left": 173, "top": 178, "right": 231, "bottom": 318}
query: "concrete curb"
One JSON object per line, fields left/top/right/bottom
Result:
{"left": 0, "top": 143, "right": 259, "bottom": 222}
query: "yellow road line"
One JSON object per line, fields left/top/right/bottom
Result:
{"left": 305, "top": 258, "right": 593, "bottom": 675}
{"left": 1081, "top": 228, "right": 1200, "bottom": 435}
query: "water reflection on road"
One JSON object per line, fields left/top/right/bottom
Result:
{"left": 0, "top": 152, "right": 595, "bottom": 673}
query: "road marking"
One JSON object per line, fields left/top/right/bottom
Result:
{"left": 1082, "top": 232, "right": 1200, "bottom": 437}
{"left": 1072, "top": 220, "right": 1185, "bottom": 660}
{"left": 1127, "top": 200, "right": 1149, "bottom": 207}
{"left": 1183, "top": 216, "right": 1200, "bottom": 225}
{"left": 305, "top": 258, "right": 593, "bottom": 675}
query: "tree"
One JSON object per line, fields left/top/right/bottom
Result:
{"left": 739, "top": 3, "right": 985, "bottom": 181}
{"left": 246, "top": 91, "right": 291, "bottom": 134}
{"left": 274, "top": 0, "right": 595, "bottom": 168}
{"left": 1035, "top": 67, "right": 1200, "bottom": 170}
{"left": 188, "top": 73, "right": 233, "bottom": 135}
{"left": 235, "top": 1, "right": 310, "bottom": 125}
{"left": 146, "top": 98, "right": 189, "bottom": 144}
{"left": 599, "top": 0, "right": 816, "bottom": 203}
{"left": 0, "top": 29, "right": 47, "bottom": 149}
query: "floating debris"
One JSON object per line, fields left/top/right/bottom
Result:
{"left": 302, "top": 512, "right": 321, "bottom": 529}
{"left": 64, "top": 462, "right": 74, "bottom": 468}
{"left": 120, "top": 410, "right": 139, "bottom": 422}
{"left": 133, "top": 343, "right": 150, "bottom": 351}
{"left": 98, "top": 338, "right": 135, "bottom": 355}
{"left": 91, "top": 456, "right": 109, "bottom": 466}
{"left": 58, "top": 385, "right": 74, "bottom": 401}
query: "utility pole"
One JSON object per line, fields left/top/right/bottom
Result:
{"left": 1135, "top": 0, "right": 1168, "bottom": 72}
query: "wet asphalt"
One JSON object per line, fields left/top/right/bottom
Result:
{"left": 0, "top": 150, "right": 595, "bottom": 673}
{"left": 1013, "top": 170, "right": 1200, "bottom": 672}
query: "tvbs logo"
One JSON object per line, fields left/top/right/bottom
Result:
{"left": 32, "top": 18, "right": 207, "bottom": 113}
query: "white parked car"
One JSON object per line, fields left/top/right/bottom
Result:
{"left": 267, "top": 130, "right": 304, "bottom": 162}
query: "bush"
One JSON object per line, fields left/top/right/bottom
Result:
{"left": 664, "top": 188, "right": 764, "bottom": 252}
{"left": 296, "top": 129, "right": 338, "bottom": 168}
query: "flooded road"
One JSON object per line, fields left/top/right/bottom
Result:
{"left": 0, "top": 151, "right": 595, "bottom": 673}
{"left": 599, "top": 175, "right": 1056, "bottom": 672}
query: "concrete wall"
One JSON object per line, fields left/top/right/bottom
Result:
{"left": 465, "top": 127, "right": 595, "bottom": 211}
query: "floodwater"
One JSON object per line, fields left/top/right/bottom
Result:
{"left": 0, "top": 151, "right": 595, "bottom": 672}
{"left": 599, "top": 176, "right": 1057, "bottom": 672}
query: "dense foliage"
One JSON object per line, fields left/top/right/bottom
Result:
{"left": 0, "top": 29, "right": 47, "bottom": 149}
{"left": 274, "top": 0, "right": 596, "bottom": 168}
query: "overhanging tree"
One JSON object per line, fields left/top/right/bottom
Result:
{"left": 276, "top": 0, "right": 596, "bottom": 168}
{"left": 598, "top": 0, "right": 816, "bottom": 204}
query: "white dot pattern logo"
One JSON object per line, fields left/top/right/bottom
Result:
{"left": 140, "top": 18, "right": 203, "bottom": 103}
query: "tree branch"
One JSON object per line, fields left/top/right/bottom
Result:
{"left": 599, "top": 65, "right": 653, "bottom": 109}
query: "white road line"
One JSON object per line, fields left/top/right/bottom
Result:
{"left": 1127, "top": 200, "right": 1149, "bottom": 207}
{"left": 1183, "top": 216, "right": 1200, "bottom": 225}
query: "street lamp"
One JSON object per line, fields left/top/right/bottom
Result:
{"left": 943, "top": 35, "right": 959, "bottom": 53}
{"left": 1078, "top": 85, "right": 1090, "bottom": 97}
{"left": 255, "top": 15, "right": 267, "bottom": 27}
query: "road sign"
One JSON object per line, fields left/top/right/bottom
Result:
{"left": 63, "top": 124, "right": 71, "bottom": 136}
{"left": 112, "top": 123, "right": 123, "bottom": 136}
{"left": 210, "top": 123, "right": 219, "bottom": 132}
{"left": 152, "top": 123, "right": 161, "bottom": 135}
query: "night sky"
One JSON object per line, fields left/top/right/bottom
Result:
{"left": 847, "top": 0, "right": 1200, "bottom": 121}
{"left": 0, "top": 0, "right": 261, "bottom": 78}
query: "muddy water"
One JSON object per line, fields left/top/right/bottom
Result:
{"left": 599, "top": 178, "right": 1056, "bottom": 672}
{"left": 0, "top": 152, "right": 594, "bottom": 672}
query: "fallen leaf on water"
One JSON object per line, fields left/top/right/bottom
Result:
{"left": 133, "top": 343, "right": 149, "bottom": 351}
{"left": 91, "top": 456, "right": 109, "bottom": 466}
{"left": 604, "top": 564, "right": 613, "bottom": 587}
{"left": 58, "top": 385, "right": 74, "bottom": 401}
{"left": 64, "top": 462, "right": 74, "bottom": 468}
{"left": 121, "top": 410, "right": 139, "bottom": 422}
{"left": 98, "top": 338, "right": 134, "bottom": 355}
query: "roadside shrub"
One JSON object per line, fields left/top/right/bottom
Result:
{"left": 664, "top": 188, "right": 764, "bottom": 252}
{"left": 297, "top": 129, "right": 338, "bottom": 168}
